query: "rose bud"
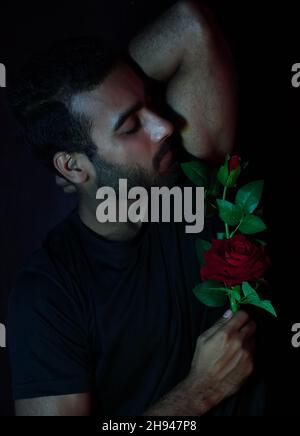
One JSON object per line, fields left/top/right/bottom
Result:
{"left": 228, "top": 155, "right": 241, "bottom": 173}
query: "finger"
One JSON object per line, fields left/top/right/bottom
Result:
{"left": 201, "top": 309, "right": 234, "bottom": 339}
{"left": 206, "top": 310, "right": 250, "bottom": 340}
{"left": 218, "top": 348, "right": 245, "bottom": 381}
{"left": 217, "top": 332, "right": 255, "bottom": 375}
{"left": 243, "top": 338, "right": 256, "bottom": 355}
{"left": 239, "top": 320, "right": 257, "bottom": 342}
{"left": 219, "top": 349, "right": 254, "bottom": 392}
{"left": 223, "top": 310, "right": 250, "bottom": 335}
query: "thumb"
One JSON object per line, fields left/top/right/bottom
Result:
{"left": 202, "top": 309, "right": 233, "bottom": 339}
{"left": 222, "top": 309, "right": 234, "bottom": 320}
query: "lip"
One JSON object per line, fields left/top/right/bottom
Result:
{"left": 158, "top": 149, "right": 173, "bottom": 173}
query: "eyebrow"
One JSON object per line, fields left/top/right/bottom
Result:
{"left": 113, "top": 101, "right": 144, "bottom": 132}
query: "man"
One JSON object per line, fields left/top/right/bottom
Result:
{"left": 7, "top": 1, "right": 262, "bottom": 415}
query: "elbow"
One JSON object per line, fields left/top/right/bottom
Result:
{"left": 179, "top": 0, "right": 220, "bottom": 45}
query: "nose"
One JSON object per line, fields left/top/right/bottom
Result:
{"left": 142, "top": 110, "right": 174, "bottom": 144}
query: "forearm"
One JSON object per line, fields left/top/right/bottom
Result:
{"left": 15, "top": 393, "right": 92, "bottom": 416}
{"left": 142, "top": 374, "right": 213, "bottom": 417}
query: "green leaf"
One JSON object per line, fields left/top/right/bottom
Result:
{"left": 193, "top": 281, "right": 228, "bottom": 307}
{"left": 242, "top": 282, "right": 277, "bottom": 316}
{"left": 242, "top": 282, "right": 260, "bottom": 301}
{"left": 226, "top": 166, "right": 241, "bottom": 188}
{"left": 244, "top": 299, "right": 277, "bottom": 317}
{"left": 181, "top": 161, "right": 209, "bottom": 187}
{"left": 228, "top": 285, "right": 242, "bottom": 313}
{"left": 239, "top": 215, "right": 267, "bottom": 234}
{"left": 230, "top": 285, "right": 242, "bottom": 302}
{"left": 217, "top": 160, "right": 229, "bottom": 186}
{"left": 216, "top": 199, "right": 243, "bottom": 226}
{"left": 216, "top": 232, "right": 226, "bottom": 240}
{"left": 229, "top": 294, "right": 240, "bottom": 313}
{"left": 195, "top": 239, "right": 211, "bottom": 266}
{"left": 208, "top": 173, "right": 222, "bottom": 198}
{"left": 236, "top": 180, "right": 264, "bottom": 214}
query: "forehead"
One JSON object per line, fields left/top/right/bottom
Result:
{"left": 71, "top": 62, "right": 146, "bottom": 126}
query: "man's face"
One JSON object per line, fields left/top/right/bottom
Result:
{"left": 71, "top": 62, "right": 180, "bottom": 191}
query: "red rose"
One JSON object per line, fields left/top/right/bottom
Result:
{"left": 200, "top": 234, "right": 270, "bottom": 286}
{"left": 228, "top": 155, "right": 241, "bottom": 173}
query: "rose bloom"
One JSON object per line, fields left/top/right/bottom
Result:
{"left": 201, "top": 234, "right": 270, "bottom": 286}
{"left": 228, "top": 155, "right": 241, "bottom": 173}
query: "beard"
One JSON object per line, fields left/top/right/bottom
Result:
{"left": 91, "top": 139, "right": 180, "bottom": 195}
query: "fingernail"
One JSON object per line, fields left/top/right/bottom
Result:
{"left": 223, "top": 309, "right": 233, "bottom": 319}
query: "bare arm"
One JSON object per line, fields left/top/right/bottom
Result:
{"left": 129, "top": 0, "right": 237, "bottom": 162}
{"left": 15, "top": 393, "right": 92, "bottom": 416}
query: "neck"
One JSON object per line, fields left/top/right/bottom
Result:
{"left": 78, "top": 197, "right": 143, "bottom": 242}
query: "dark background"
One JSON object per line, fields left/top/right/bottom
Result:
{"left": 0, "top": 0, "right": 299, "bottom": 416}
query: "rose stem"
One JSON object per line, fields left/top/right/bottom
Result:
{"left": 222, "top": 185, "right": 230, "bottom": 239}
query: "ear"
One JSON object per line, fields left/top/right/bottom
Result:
{"left": 53, "top": 152, "right": 90, "bottom": 184}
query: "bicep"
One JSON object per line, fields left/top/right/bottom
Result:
{"left": 165, "top": 15, "right": 237, "bottom": 161}
{"left": 129, "top": 1, "right": 237, "bottom": 161}
{"left": 15, "top": 393, "right": 92, "bottom": 416}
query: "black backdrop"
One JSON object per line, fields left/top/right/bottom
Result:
{"left": 1, "top": 0, "right": 299, "bottom": 416}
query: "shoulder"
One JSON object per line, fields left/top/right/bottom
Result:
{"left": 8, "top": 211, "right": 86, "bottom": 325}
{"left": 8, "top": 249, "right": 71, "bottom": 326}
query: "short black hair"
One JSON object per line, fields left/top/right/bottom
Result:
{"left": 9, "top": 37, "right": 125, "bottom": 170}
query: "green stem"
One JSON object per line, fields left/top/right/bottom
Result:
{"left": 222, "top": 185, "right": 230, "bottom": 239}
{"left": 229, "top": 218, "right": 243, "bottom": 238}
{"left": 230, "top": 298, "right": 239, "bottom": 313}
{"left": 222, "top": 185, "right": 228, "bottom": 200}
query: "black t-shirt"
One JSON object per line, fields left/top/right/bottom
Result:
{"left": 7, "top": 193, "right": 266, "bottom": 416}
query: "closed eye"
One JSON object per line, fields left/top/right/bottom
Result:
{"left": 124, "top": 119, "right": 141, "bottom": 135}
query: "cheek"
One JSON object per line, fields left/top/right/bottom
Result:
{"left": 118, "top": 135, "right": 154, "bottom": 165}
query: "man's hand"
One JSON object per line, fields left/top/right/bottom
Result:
{"left": 143, "top": 310, "right": 256, "bottom": 416}
{"left": 187, "top": 310, "right": 256, "bottom": 413}
{"left": 55, "top": 175, "right": 76, "bottom": 194}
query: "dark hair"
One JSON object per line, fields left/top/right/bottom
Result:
{"left": 9, "top": 37, "right": 124, "bottom": 170}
